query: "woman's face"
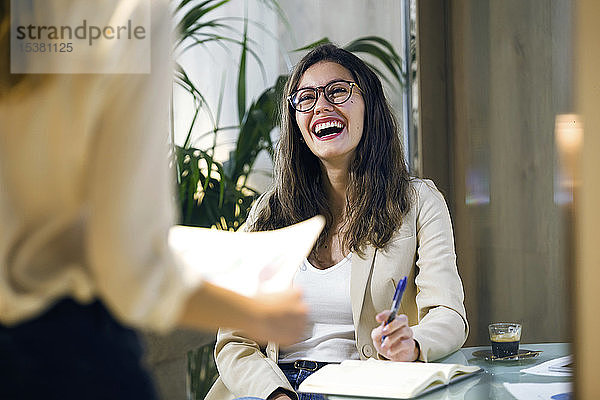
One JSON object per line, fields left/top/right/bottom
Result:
{"left": 294, "top": 61, "right": 365, "bottom": 168}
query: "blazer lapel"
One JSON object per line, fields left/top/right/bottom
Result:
{"left": 350, "top": 245, "right": 377, "bottom": 331}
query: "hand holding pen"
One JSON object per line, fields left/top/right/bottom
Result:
{"left": 370, "top": 276, "right": 420, "bottom": 361}
{"left": 382, "top": 276, "right": 407, "bottom": 343}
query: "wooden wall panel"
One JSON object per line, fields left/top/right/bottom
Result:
{"left": 418, "top": 0, "right": 572, "bottom": 345}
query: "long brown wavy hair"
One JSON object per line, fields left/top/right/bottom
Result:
{"left": 249, "top": 43, "right": 412, "bottom": 256}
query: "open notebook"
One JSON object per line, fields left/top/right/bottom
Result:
{"left": 298, "top": 359, "right": 482, "bottom": 399}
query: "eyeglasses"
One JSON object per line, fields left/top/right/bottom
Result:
{"left": 287, "top": 79, "right": 361, "bottom": 113}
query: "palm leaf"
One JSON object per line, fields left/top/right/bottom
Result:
{"left": 293, "top": 37, "right": 332, "bottom": 52}
{"left": 175, "top": 0, "right": 231, "bottom": 44}
{"left": 227, "top": 74, "right": 284, "bottom": 182}
{"left": 344, "top": 38, "right": 403, "bottom": 87}
{"left": 237, "top": 18, "right": 248, "bottom": 125}
{"left": 293, "top": 36, "right": 405, "bottom": 89}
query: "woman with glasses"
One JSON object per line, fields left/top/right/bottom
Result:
{"left": 206, "top": 43, "right": 468, "bottom": 400}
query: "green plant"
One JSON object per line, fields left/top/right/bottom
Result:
{"left": 186, "top": 340, "right": 219, "bottom": 399}
{"left": 174, "top": 74, "right": 286, "bottom": 229}
{"left": 173, "top": 0, "right": 285, "bottom": 231}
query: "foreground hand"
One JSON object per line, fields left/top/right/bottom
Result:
{"left": 371, "top": 310, "right": 419, "bottom": 361}
{"left": 249, "top": 288, "right": 308, "bottom": 346}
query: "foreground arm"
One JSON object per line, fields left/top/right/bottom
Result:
{"left": 178, "top": 284, "right": 306, "bottom": 346}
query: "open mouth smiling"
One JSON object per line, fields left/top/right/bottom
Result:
{"left": 312, "top": 119, "right": 345, "bottom": 140}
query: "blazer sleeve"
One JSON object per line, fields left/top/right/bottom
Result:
{"left": 410, "top": 180, "right": 469, "bottom": 361}
{"left": 214, "top": 328, "right": 295, "bottom": 399}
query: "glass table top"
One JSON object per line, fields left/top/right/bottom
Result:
{"left": 326, "top": 343, "right": 572, "bottom": 400}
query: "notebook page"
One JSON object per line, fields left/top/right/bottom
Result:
{"left": 299, "top": 361, "right": 446, "bottom": 398}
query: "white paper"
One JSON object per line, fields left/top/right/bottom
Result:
{"left": 169, "top": 216, "right": 325, "bottom": 297}
{"left": 521, "top": 355, "right": 573, "bottom": 377}
{"left": 503, "top": 382, "right": 572, "bottom": 400}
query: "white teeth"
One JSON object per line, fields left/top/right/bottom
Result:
{"left": 314, "top": 120, "right": 344, "bottom": 134}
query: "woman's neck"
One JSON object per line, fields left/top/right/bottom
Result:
{"left": 311, "top": 163, "right": 351, "bottom": 268}
{"left": 321, "top": 163, "right": 349, "bottom": 219}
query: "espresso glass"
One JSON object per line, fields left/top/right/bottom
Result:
{"left": 488, "top": 322, "right": 521, "bottom": 358}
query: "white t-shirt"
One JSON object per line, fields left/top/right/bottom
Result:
{"left": 278, "top": 255, "right": 360, "bottom": 362}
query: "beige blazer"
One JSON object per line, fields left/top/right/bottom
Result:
{"left": 205, "top": 179, "right": 468, "bottom": 400}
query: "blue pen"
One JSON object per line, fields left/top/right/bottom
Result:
{"left": 381, "top": 276, "right": 407, "bottom": 344}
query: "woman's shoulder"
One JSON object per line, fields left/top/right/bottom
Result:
{"left": 409, "top": 177, "right": 436, "bottom": 191}
{"left": 242, "top": 190, "right": 275, "bottom": 231}
{"left": 408, "top": 177, "right": 448, "bottom": 208}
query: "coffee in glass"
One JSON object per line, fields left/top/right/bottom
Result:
{"left": 488, "top": 323, "right": 521, "bottom": 358}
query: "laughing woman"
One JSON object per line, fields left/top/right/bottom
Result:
{"left": 206, "top": 43, "right": 468, "bottom": 400}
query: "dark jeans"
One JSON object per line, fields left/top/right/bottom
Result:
{"left": 0, "top": 298, "right": 158, "bottom": 400}
{"left": 279, "top": 360, "right": 331, "bottom": 400}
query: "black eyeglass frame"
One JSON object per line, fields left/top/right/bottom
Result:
{"left": 287, "top": 79, "right": 362, "bottom": 113}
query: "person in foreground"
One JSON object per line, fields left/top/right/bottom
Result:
{"left": 206, "top": 43, "right": 469, "bottom": 400}
{"left": 0, "top": 1, "right": 305, "bottom": 399}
